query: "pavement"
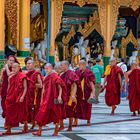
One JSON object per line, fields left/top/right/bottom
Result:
{"left": 0, "top": 93, "right": 140, "bottom": 140}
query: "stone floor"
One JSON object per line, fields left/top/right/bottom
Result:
{"left": 0, "top": 93, "right": 140, "bottom": 140}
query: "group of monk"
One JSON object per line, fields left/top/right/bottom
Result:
{"left": 0, "top": 55, "right": 140, "bottom": 137}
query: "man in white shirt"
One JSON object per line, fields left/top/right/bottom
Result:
{"left": 117, "top": 59, "right": 128, "bottom": 98}
{"left": 117, "top": 59, "right": 127, "bottom": 73}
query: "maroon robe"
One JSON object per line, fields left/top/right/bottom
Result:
{"left": 75, "top": 68, "right": 95, "bottom": 120}
{"left": 26, "top": 70, "right": 42, "bottom": 122}
{"left": 5, "top": 72, "right": 28, "bottom": 127}
{"left": 105, "top": 65, "right": 123, "bottom": 106}
{"left": 61, "top": 70, "right": 83, "bottom": 119}
{"left": 0, "top": 67, "right": 12, "bottom": 118}
{"left": 35, "top": 72, "right": 66, "bottom": 126}
{"left": 128, "top": 69, "right": 140, "bottom": 112}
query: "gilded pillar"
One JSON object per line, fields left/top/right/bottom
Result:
{"left": 0, "top": 0, "right": 5, "bottom": 52}
{"left": 49, "top": 0, "right": 55, "bottom": 63}
{"left": 19, "top": 0, "right": 30, "bottom": 56}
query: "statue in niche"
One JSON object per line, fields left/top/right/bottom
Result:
{"left": 89, "top": 39, "right": 99, "bottom": 59}
{"left": 111, "top": 39, "right": 119, "bottom": 58}
{"left": 30, "top": 0, "right": 47, "bottom": 43}
{"left": 30, "top": 32, "right": 47, "bottom": 63}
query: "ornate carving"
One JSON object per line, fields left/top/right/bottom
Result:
{"left": 62, "top": 11, "right": 102, "bottom": 45}
{"left": 98, "top": 0, "right": 106, "bottom": 40}
{"left": 62, "top": 26, "right": 75, "bottom": 45}
{"left": 110, "top": 0, "right": 119, "bottom": 41}
{"left": 62, "top": 11, "right": 102, "bottom": 59}
{"left": 131, "top": 0, "right": 140, "bottom": 11}
{"left": 55, "top": 0, "right": 100, "bottom": 39}
{"left": 121, "top": 30, "right": 139, "bottom": 58}
{"left": 5, "top": 0, "right": 18, "bottom": 45}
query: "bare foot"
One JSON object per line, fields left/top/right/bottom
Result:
{"left": 131, "top": 112, "right": 136, "bottom": 117}
{"left": 87, "top": 120, "right": 91, "bottom": 126}
{"left": 22, "top": 125, "right": 28, "bottom": 133}
{"left": 52, "top": 131, "right": 58, "bottom": 136}
{"left": 32, "top": 131, "right": 41, "bottom": 136}
{"left": 67, "top": 126, "right": 72, "bottom": 131}
{"left": 3, "top": 129, "right": 11, "bottom": 135}
{"left": 111, "top": 106, "right": 117, "bottom": 115}
{"left": 58, "top": 126, "right": 64, "bottom": 131}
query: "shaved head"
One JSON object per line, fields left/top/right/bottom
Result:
{"left": 26, "top": 59, "right": 35, "bottom": 71}
{"left": 61, "top": 61, "right": 69, "bottom": 72}
{"left": 79, "top": 60, "right": 86, "bottom": 66}
{"left": 62, "top": 61, "right": 69, "bottom": 66}
{"left": 54, "top": 62, "right": 62, "bottom": 74}
{"left": 45, "top": 63, "right": 53, "bottom": 68}
{"left": 12, "top": 63, "right": 20, "bottom": 73}
{"left": 109, "top": 57, "right": 116, "bottom": 67}
{"left": 44, "top": 63, "right": 53, "bottom": 74}
{"left": 79, "top": 60, "right": 86, "bottom": 71}
{"left": 27, "top": 59, "right": 34, "bottom": 64}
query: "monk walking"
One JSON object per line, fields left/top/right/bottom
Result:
{"left": 61, "top": 61, "right": 83, "bottom": 131}
{"left": 4, "top": 63, "right": 28, "bottom": 134}
{"left": 75, "top": 60, "right": 96, "bottom": 125}
{"left": 26, "top": 60, "right": 43, "bottom": 129}
{"left": 103, "top": 58, "right": 123, "bottom": 115}
{"left": 124, "top": 62, "right": 140, "bottom": 116}
{"left": 0, "top": 56, "right": 18, "bottom": 119}
{"left": 32, "top": 63, "right": 66, "bottom": 136}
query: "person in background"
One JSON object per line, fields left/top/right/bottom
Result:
{"left": 117, "top": 58, "right": 128, "bottom": 98}
{"left": 40, "top": 63, "right": 46, "bottom": 76}
{"left": 87, "top": 60, "right": 94, "bottom": 70}
{"left": 22, "top": 57, "right": 33, "bottom": 72}
{"left": 91, "top": 58, "right": 104, "bottom": 102}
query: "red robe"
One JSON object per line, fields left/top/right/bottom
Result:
{"left": 105, "top": 65, "right": 123, "bottom": 106}
{"left": 61, "top": 70, "right": 83, "bottom": 119}
{"left": 0, "top": 67, "right": 12, "bottom": 118}
{"left": 35, "top": 72, "right": 66, "bottom": 126}
{"left": 128, "top": 69, "right": 140, "bottom": 112}
{"left": 26, "top": 70, "right": 42, "bottom": 122}
{"left": 5, "top": 72, "right": 28, "bottom": 127}
{"left": 75, "top": 68, "right": 95, "bottom": 120}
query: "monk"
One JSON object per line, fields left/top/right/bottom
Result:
{"left": 75, "top": 60, "right": 96, "bottom": 125}
{"left": 0, "top": 55, "right": 18, "bottom": 118}
{"left": 103, "top": 58, "right": 123, "bottom": 115}
{"left": 124, "top": 62, "right": 140, "bottom": 116}
{"left": 61, "top": 61, "right": 83, "bottom": 131}
{"left": 4, "top": 63, "right": 28, "bottom": 134}
{"left": 32, "top": 63, "right": 66, "bottom": 136}
{"left": 26, "top": 60, "right": 43, "bottom": 129}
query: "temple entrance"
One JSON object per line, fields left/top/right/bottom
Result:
{"left": 30, "top": 0, "right": 48, "bottom": 64}
{"left": 56, "top": 2, "right": 103, "bottom": 66}
{"left": 111, "top": 6, "right": 140, "bottom": 64}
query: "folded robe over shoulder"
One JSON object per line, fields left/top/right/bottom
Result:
{"left": 128, "top": 69, "right": 140, "bottom": 112}
{"left": 61, "top": 70, "right": 83, "bottom": 119}
{"left": 75, "top": 68, "right": 95, "bottom": 120}
{"left": 5, "top": 72, "right": 28, "bottom": 127}
{"left": 105, "top": 65, "right": 123, "bottom": 106}
{"left": 35, "top": 72, "right": 67, "bottom": 126}
{"left": 26, "top": 70, "right": 42, "bottom": 122}
{"left": 0, "top": 67, "right": 12, "bottom": 118}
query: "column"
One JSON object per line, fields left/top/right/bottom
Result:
{"left": 19, "top": 0, "right": 30, "bottom": 57}
{"left": 47, "top": 0, "right": 51, "bottom": 62}
{"left": 103, "top": 0, "right": 111, "bottom": 68}
{"left": 0, "top": 0, "right": 5, "bottom": 59}
{"left": 49, "top": 0, "right": 55, "bottom": 63}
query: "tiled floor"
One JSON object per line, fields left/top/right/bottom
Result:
{"left": 0, "top": 93, "right": 140, "bottom": 140}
